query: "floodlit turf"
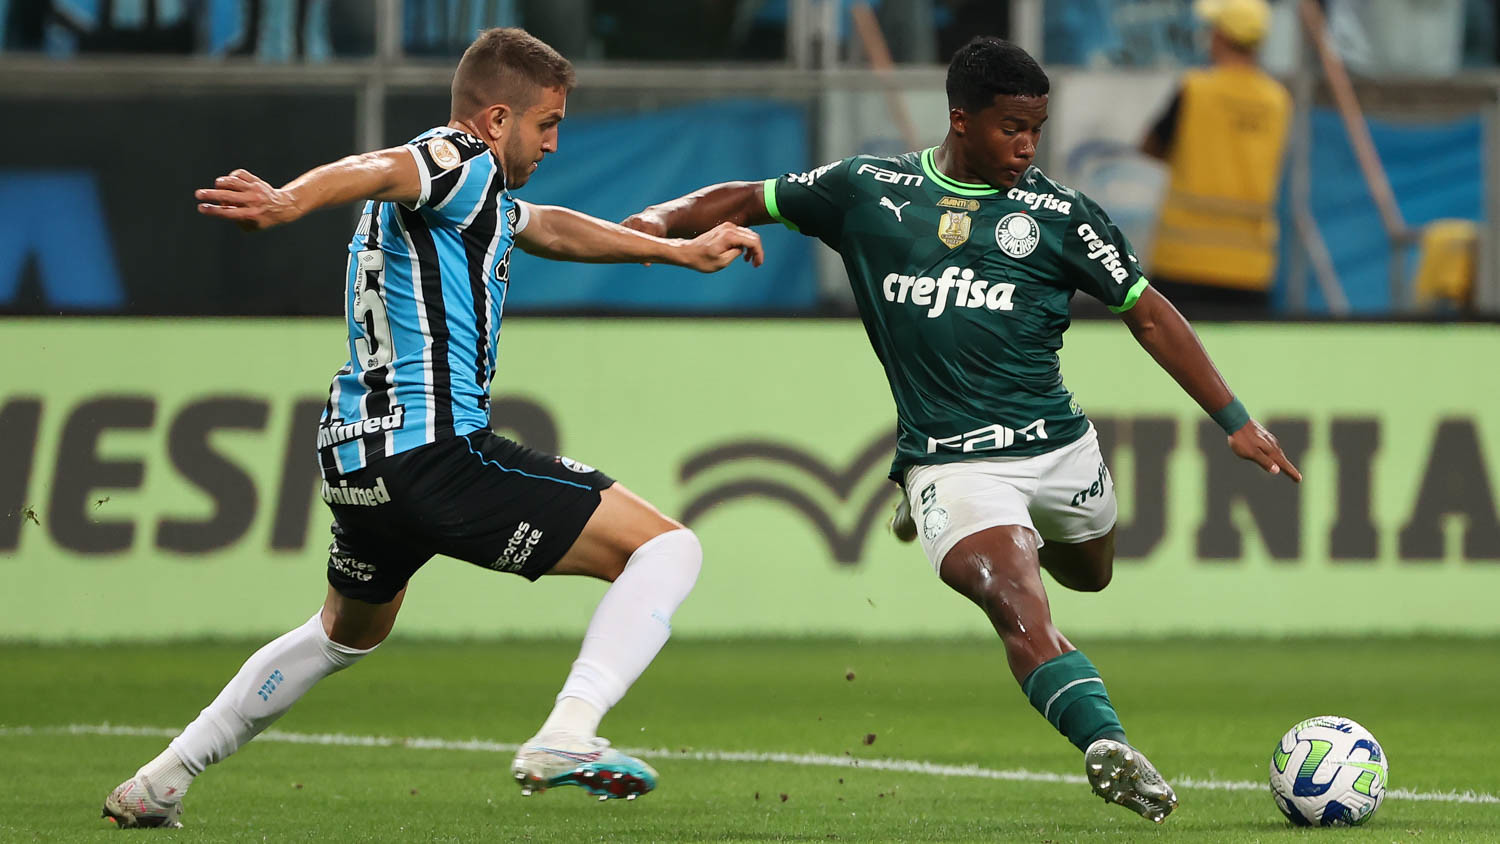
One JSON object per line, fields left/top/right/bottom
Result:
{"left": 3, "top": 637, "right": 1497, "bottom": 842}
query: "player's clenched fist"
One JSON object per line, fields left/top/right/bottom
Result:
{"left": 678, "top": 221, "right": 764, "bottom": 272}
{"left": 195, "top": 169, "right": 301, "bottom": 231}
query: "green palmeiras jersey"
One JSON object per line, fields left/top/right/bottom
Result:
{"left": 764, "top": 147, "right": 1149, "bottom": 481}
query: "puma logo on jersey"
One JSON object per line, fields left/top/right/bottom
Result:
{"left": 881, "top": 266, "right": 1016, "bottom": 318}
{"left": 879, "top": 197, "right": 910, "bottom": 221}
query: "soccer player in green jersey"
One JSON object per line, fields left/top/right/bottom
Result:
{"left": 623, "top": 37, "right": 1301, "bottom": 824}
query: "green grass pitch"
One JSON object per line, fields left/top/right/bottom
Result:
{"left": 3, "top": 637, "right": 1497, "bottom": 842}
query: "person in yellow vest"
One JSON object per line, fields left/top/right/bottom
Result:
{"left": 1141, "top": 0, "right": 1291, "bottom": 317}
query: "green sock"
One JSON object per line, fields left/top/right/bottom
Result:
{"left": 1020, "top": 650, "right": 1127, "bottom": 752}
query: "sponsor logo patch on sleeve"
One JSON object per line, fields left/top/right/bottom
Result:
{"left": 427, "top": 138, "right": 463, "bottom": 170}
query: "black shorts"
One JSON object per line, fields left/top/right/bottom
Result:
{"left": 322, "top": 431, "right": 616, "bottom": 603}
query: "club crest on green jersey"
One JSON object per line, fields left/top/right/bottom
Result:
{"left": 938, "top": 210, "right": 972, "bottom": 248}
{"left": 996, "top": 212, "right": 1041, "bottom": 258}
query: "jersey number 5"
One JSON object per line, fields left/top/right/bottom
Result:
{"left": 352, "top": 249, "right": 394, "bottom": 370}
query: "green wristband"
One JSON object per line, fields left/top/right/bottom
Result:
{"left": 1211, "top": 397, "right": 1251, "bottom": 434}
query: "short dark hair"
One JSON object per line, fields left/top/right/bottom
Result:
{"left": 450, "top": 28, "right": 576, "bottom": 118}
{"left": 945, "top": 37, "right": 1049, "bottom": 113}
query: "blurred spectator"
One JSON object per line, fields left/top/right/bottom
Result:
{"left": 1140, "top": 0, "right": 1290, "bottom": 318}
{"left": 403, "top": 0, "right": 514, "bottom": 56}
{"left": 841, "top": 0, "right": 1010, "bottom": 65}
{"left": 1463, "top": 0, "right": 1496, "bottom": 67}
{"left": 3, "top": 0, "right": 53, "bottom": 50}
{"left": 1326, "top": 0, "right": 1466, "bottom": 76}
{"left": 1045, "top": 0, "right": 1200, "bottom": 68}
{"left": 873, "top": 0, "right": 936, "bottom": 63}
{"left": 0, "top": 0, "right": 374, "bottom": 59}
{"left": 730, "top": 0, "right": 860, "bottom": 61}
{"left": 3, "top": 0, "right": 200, "bottom": 54}
{"left": 231, "top": 0, "right": 371, "bottom": 60}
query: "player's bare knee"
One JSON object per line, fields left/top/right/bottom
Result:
{"left": 980, "top": 595, "right": 1029, "bottom": 637}
{"left": 321, "top": 586, "right": 402, "bottom": 650}
{"left": 323, "top": 614, "right": 393, "bottom": 651}
{"left": 943, "top": 559, "right": 1032, "bottom": 632}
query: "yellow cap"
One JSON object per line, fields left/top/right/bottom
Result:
{"left": 1194, "top": 0, "right": 1272, "bottom": 47}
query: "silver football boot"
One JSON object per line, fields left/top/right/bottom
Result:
{"left": 101, "top": 774, "right": 185, "bottom": 829}
{"left": 512, "top": 735, "right": 658, "bottom": 801}
{"left": 1085, "top": 738, "right": 1178, "bottom": 824}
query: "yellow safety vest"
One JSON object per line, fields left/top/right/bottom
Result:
{"left": 1150, "top": 66, "right": 1292, "bottom": 290}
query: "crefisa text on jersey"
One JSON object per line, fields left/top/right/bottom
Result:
{"left": 1006, "top": 188, "right": 1073, "bottom": 215}
{"left": 882, "top": 266, "right": 1017, "bottom": 318}
{"left": 1076, "top": 223, "right": 1130, "bottom": 284}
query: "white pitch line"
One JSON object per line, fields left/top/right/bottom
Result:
{"left": 3, "top": 724, "right": 1496, "bottom": 807}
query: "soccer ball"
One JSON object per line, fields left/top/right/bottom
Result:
{"left": 1268, "top": 715, "right": 1388, "bottom": 826}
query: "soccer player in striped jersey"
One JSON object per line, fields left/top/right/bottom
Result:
{"left": 623, "top": 37, "right": 1301, "bottom": 824}
{"left": 102, "top": 28, "right": 762, "bottom": 828}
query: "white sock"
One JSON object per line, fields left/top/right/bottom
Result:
{"left": 536, "top": 696, "right": 604, "bottom": 739}
{"left": 537, "top": 529, "right": 702, "bottom": 738}
{"left": 136, "top": 747, "right": 194, "bottom": 801}
{"left": 168, "top": 611, "right": 375, "bottom": 775}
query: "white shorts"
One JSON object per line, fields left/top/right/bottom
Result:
{"left": 903, "top": 424, "right": 1117, "bottom": 572}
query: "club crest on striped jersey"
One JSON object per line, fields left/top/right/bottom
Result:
{"left": 938, "top": 210, "right": 972, "bottom": 249}
{"left": 996, "top": 212, "right": 1040, "bottom": 258}
{"left": 427, "top": 138, "right": 462, "bottom": 170}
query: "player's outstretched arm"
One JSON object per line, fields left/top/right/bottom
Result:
{"left": 1119, "top": 287, "right": 1302, "bottom": 482}
{"left": 194, "top": 149, "right": 422, "bottom": 231}
{"left": 621, "top": 181, "right": 775, "bottom": 238}
{"left": 516, "top": 204, "right": 763, "bottom": 271}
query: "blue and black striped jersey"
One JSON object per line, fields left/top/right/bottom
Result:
{"left": 318, "top": 127, "right": 529, "bottom": 476}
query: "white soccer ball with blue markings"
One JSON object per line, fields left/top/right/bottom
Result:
{"left": 1269, "top": 715, "right": 1388, "bottom": 826}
